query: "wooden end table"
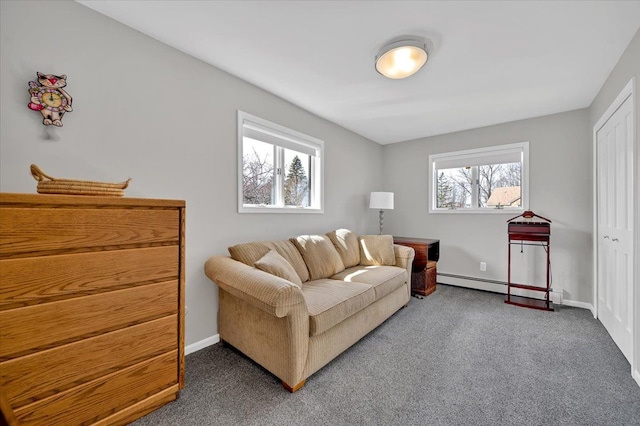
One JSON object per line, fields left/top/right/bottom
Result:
{"left": 393, "top": 237, "right": 440, "bottom": 298}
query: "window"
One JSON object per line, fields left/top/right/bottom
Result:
{"left": 238, "top": 111, "right": 324, "bottom": 213}
{"left": 429, "top": 142, "right": 529, "bottom": 213}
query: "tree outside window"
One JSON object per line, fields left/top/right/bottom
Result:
{"left": 436, "top": 162, "right": 522, "bottom": 209}
{"left": 284, "top": 155, "right": 310, "bottom": 207}
{"left": 431, "top": 142, "right": 528, "bottom": 213}
{"left": 242, "top": 139, "right": 274, "bottom": 205}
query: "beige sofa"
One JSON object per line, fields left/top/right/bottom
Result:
{"left": 204, "top": 229, "right": 414, "bottom": 392}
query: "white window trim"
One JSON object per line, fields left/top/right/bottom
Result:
{"left": 237, "top": 111, "right": 324, "bottom": 214}
{"left": 429, "top": 141, "right": 530, "bottom": 214}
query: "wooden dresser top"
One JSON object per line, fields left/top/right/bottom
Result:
{"left": 393, "top": 236, "right": 439, "bottom": 245}
{"left": 0, "top": 192, "right": 184, "bottom": 208}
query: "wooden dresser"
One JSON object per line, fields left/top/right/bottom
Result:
{"left": 0, "top": 193, "right": 185, "bottom": 426}
{"left": 393, "top": 237, "right": 439, "bottom": 298}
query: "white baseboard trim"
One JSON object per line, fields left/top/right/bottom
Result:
{"left": 185, "top": 334, "right": 220, "bottom": 355}
{"left": 560, "top": 298, "right": 595, "bottom": 313}
{"left": 438, "top": 274, "right": 593, "bottom": 311}
{"left": 633, "top": 368, "right": 640, "bottom": 388}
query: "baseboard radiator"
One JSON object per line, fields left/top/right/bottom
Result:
{"left": 438, "top": 272, "right": 509, "bottom": 286}
{"left": 436, "top": 272, "right": 562, "bottom": 304}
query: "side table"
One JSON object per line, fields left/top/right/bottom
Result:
{"left": 393, "top": 237, "right": 440, "bottom": 298}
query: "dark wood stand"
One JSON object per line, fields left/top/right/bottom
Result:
{"left": 393, "top": 237, "right": 439, "bottom": 298}
{"left": 505, "top": 211, "right": 553, "bottom": 311}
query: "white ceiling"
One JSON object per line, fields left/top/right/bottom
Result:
{"left": 78, "top": 1, "right": 640, "bottom": 145}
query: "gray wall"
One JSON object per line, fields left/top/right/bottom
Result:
{"left": 590, "top": 29, "right": 640, "bottom": 131}
{"left": 0, "top": 1, "right": 384, "bottom": 347}
{"left": 382, "top": 109, "right": 593, "bottom": 303}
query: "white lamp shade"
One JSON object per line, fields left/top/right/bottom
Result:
{"left": 370, "top": 192, "right": 394, "bottom": 210}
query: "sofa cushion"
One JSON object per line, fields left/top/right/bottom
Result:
{"left": 326, "top": 229, "right": 360, "bottom": 268}
{"left": 359, "top": 235, "right": 396, "bottom": 266}
{"left": 254, "top": 249, "right": 302, "bottom": 287}
{"left": 331, "top": 265, "right": 407, "bottom": 301}
{"left": 228, "top": 240, "right": 310, "bottom": 282}
{"left": 302, "top": 279, "right": 375, "bottom": 336}
{"left": 292, "top": 235, "right": 345, "bottom": 280}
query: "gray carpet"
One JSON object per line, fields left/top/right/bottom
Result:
{"left": 133, "top": 285, "right": 640, "bottom": 426}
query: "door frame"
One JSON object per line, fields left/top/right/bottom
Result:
{"left": 592, "top": 77, "right": 637, "bottom": 384}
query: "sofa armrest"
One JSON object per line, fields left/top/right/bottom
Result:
{"left": 394, "top": 244, "right": 415, "bottom": 269}
{"left": 204, "top": 255, "right": 307, "bottom": 318}
{"left": 394, "top": 244, "right": 415, "bottom": 288}
{"left": 205, "top": 255, "right": 309, "bottom": 388}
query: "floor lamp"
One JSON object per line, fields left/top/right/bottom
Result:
{"left": 369, "top": 192, "right": 394, "bottom": 234}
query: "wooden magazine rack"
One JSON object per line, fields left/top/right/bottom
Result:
{"left": 505, "top": 210, "right": 553, "bottom": 311}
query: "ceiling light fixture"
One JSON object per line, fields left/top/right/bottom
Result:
{"left": 375, "top": 38, "right": 428, "bottom": 79}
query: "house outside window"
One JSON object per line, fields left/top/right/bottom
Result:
{"left": 238, "top": 111, "right": 324, "bottom": 213}
{"left": 429, "top": 141, "right": 529, "bottom": 213}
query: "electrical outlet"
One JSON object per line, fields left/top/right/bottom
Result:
{"left": 480, "top": 262, "right": 487, "bottom": 271}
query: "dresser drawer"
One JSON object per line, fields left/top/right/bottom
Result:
{"left": 13, "top": 351, "right": 179, "bottom": 426}
{"left": 0, "top": 315, "right": 178, "bottom": 407}
{"left": 0, "top": 208, "right": 179, "bottom": 258}
{"left": 0, "top": 280, "right": 178, "bottom": 360}
{"left": 0, "top": 246, "right": 178, "bottom": 310}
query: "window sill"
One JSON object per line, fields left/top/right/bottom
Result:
{"left": 429, "top": 208, "right": 526, "bottom": 215}
{"left": 239, "top": 205, "right": 324, "bottom": 214}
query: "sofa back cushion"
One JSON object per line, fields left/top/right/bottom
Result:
{"left": 359, "top": 235, "right": 396, "bottom": 266}
{"left": 228, "top": 240, "right": 310, "bottom": 282}
{"left": 254, "top": 249, "right": 303, "bottom": 287}
{"left": 291, "top": 235, "right": 345, "bottom": 280}
{"left": 326, "top": 229, "right": 360, "bottom": 268}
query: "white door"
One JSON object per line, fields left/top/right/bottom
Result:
{"left": 596, "top": 93, "right": 634, "bottom": 363}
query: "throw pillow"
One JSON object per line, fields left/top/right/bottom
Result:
{"left": 254, "top": 249, "right": 303, "bottom": 287}
{"left": 228, "top": 240, "right": 309, "bottom": 282}
{"left": 359, "top": 235, "right": 396, "bottom": 266}
{"left": 326, "top": 229, "right": 360, "bottom": 268}
{"left": 292, "top": 235, "right": 345, "bottom": 280}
